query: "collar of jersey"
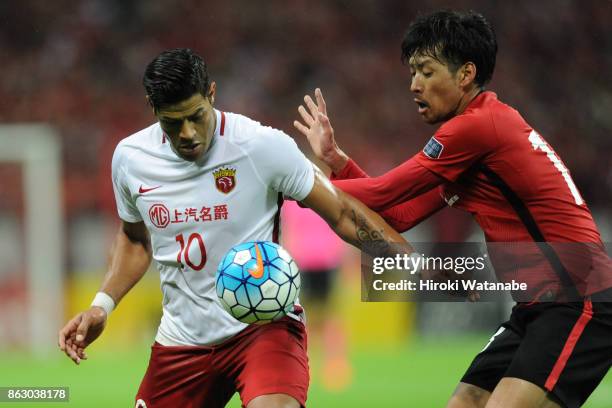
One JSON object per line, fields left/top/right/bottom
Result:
{"left": 213, "top": 109, "right": 222, "bottom": 138}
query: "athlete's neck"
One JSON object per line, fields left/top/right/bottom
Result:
{"left": 455, "top": 87, "right": 484, "bottom": 116}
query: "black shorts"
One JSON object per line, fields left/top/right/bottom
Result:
{"left": 461, "top": 293, "right": 612, "bottom": 408}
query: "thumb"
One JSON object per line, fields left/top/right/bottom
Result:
{"left": 75, "top": 313, "right": 91, "bottom": 343}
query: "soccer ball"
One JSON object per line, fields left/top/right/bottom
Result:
{"left": 216, "top": 241, "right": 300, "bottom": 324}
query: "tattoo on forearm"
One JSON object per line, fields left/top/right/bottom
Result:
{"left": 351, "top": 209, "right": 391, "bottom": 256}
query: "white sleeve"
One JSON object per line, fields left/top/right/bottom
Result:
{"left": 111, "top": 144, "right": 142, "bottom": 222}
{"left": 250, "top": 126, "right": 315, "bottom": 200}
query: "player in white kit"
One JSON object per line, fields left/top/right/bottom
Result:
{"left": 58, "top": 49, "right": 410, "bottom": 408}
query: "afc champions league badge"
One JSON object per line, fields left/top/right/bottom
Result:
{"left": 213, "top": 166, "right": 237, "bottom": 194}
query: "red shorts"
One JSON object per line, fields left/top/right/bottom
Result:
{"left": 135, "top": 317, "right": 309, "bottom": 408}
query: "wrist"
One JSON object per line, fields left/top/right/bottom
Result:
{"left": 327, "top": 149, "right": 349, "bottom": 175}
{"left": 91, "top": 292, "right": 115, "bottom": 316}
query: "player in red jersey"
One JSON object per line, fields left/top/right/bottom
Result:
{"left": 294, "top": 10, "right": 612, "bottom": 408}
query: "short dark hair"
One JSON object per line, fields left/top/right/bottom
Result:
{"left": 143, "top": 48, "right": 211, "bottom": 111}
{"left": 401, "top": 10, "right": 497, "bottom": 87}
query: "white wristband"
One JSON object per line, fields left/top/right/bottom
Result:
{"left": 91, "top": 292, "right": 115, "bottom": 316}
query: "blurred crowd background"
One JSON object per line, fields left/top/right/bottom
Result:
{"left": 0, "top": 0, "right": 611, "bottom": 405}
{"left": 1, "top": 0, "right": 611, "bottom": 221}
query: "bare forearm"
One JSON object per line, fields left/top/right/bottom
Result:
{"left": 302, "top": 169, "right": 413, "bottom": 257}
{"left": 99, "top": 225, "right": 151, "bottom": 305}
{"left": 332, "top": 191, "right": 412, "bottom": 257}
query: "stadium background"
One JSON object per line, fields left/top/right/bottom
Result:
{"left": 0, "top": 0, "right": 610, "bottom": 406}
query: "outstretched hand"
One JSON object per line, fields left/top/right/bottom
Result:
{"left": 58, "top": 307, "right": 107, "bottom": 365}
{"left": 293, "top": 88, "right": 348, "bottom": 174}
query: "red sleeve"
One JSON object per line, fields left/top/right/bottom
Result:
{"left": 414, "top": 112, "right": 498, "bottom": 182}
{"left": 379, "top": 187, "right": 446, "bottom": 233}
{"left": 331, "top": 158, "right": 369, "bottom": 180}
{"left": 331, "top": 157, "right": 444, "bottom": 211}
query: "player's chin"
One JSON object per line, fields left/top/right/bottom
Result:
{"left": 178, "top": 144, "right": 205, "bottom": 161}
{"left": 420, "top": 111, "right": 443, "bottom": 125}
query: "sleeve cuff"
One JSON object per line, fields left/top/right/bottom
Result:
{"left": 331, "top": 158, "right": 356, "bottom": 180}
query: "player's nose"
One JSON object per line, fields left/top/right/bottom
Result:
{"left": 179, "top": 120, "right": 197, "bottom": 140}
{"left": 410, "top": 76, "right": 422, "bottom": 94}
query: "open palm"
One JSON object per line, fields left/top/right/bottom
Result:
{"left": 293, "top": 88, "right": 346, "bottom": 173}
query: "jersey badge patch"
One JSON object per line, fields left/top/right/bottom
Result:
{"left": 213, "top": 167, "right": 237, "bottom": 194}
{"left": 444, "top": 194, "right": 459, "bottom": 207}
{"left": 423, "top": 136, "right": 444, "bottom": 159}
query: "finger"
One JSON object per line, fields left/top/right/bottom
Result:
{"left": 65, "top": 336, "right": 75, "bottom": 353}
{"left": 77, "top": 347, "right": 88, "bottom": 360}
{"left": 293, "top": 120, "right": 310, "bottom": 136}
{"left": 58, "top": 315, "right": 81, "bottom": 350}
{"left": 70, "top": 344, "right": 82, "bottom": 364}
{"left": 297, "top": 105, "right": 314, "bottom": 126}
{"left": 317, "top": 112, "right": 331, "bottom": 129}
{"left": 304, "top": 95, "right": 320, "bottom": 117}
{"left": 315, "top": 88, "right": 327, "bottom": 115}
{"left": 66, "top": 344, "right": 80, "bottom": 364}
{"left": 58, "top": 327, "right": 67, "bottom": 350}
{"left": 64, "top": 338, "right": 75, "bottom": 353}
{"left": 75, "top": 313, "right": 91, "bottom": 345}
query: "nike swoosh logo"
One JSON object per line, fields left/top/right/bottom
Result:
{"left": 139, "top": 185, "right": 161, "bottom": 194}
{"left": 248, "top": 244, "right": 264, "bottom": 279}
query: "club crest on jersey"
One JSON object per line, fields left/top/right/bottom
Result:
{"left": 423, "top": 136, "right": 444, "bottom": 159}
{"left": 213, "top": 167, "right": 236, "bottom": 194}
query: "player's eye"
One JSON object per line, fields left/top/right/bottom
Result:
{"left": 423, "top": 71, "right": 433, "bottom": 78}
{"left": 160, "top": 120, "right": 182, "bottom": 129}
{"left": 189, "top": 113, "right": 204, "bottom": 122}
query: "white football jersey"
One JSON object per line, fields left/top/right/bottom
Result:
{"left": 111, "top": 109, "right": 315, "bottom": 346}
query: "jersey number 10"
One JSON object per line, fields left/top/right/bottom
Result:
{"left": 175, "top": 233, "right": 207, "bottom": 270}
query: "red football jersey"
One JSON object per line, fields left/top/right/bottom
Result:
{"left": 414, "top": 91, "right": 600, "bottom": 244}
{"left": 332, "top": 91, "right": 611, "bottom": 297}
{"left": 414, "top": 91, "right": 611, "bottom": 297}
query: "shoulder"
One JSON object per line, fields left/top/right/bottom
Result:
{"left": 221, "top": 111, "right": 296, "bottom": 153}
{"left": 440, "top": 93, "right": 499, "bottom": 136}
{"left": 112, "top": 123, "right": 163, "bottom": 170}
{"left": 432, "top": 92, "right": 504, "bottom": 151}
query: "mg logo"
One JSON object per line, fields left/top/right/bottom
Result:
{"left": 149, "top": 203, "right": 170, "bottom": 228}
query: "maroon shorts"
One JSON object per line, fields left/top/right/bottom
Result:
{"left": 135, "top": 317, "right": 309, "bottom": 408}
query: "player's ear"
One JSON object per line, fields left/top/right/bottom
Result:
{"left": 145, "top": 95, "right": 156, "bottom": 113}
{"left": 459, "top": 62, "right": 477, "bottom": 87}
{"left": 208, "top": 82, "right": 217, "bottom": 105}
